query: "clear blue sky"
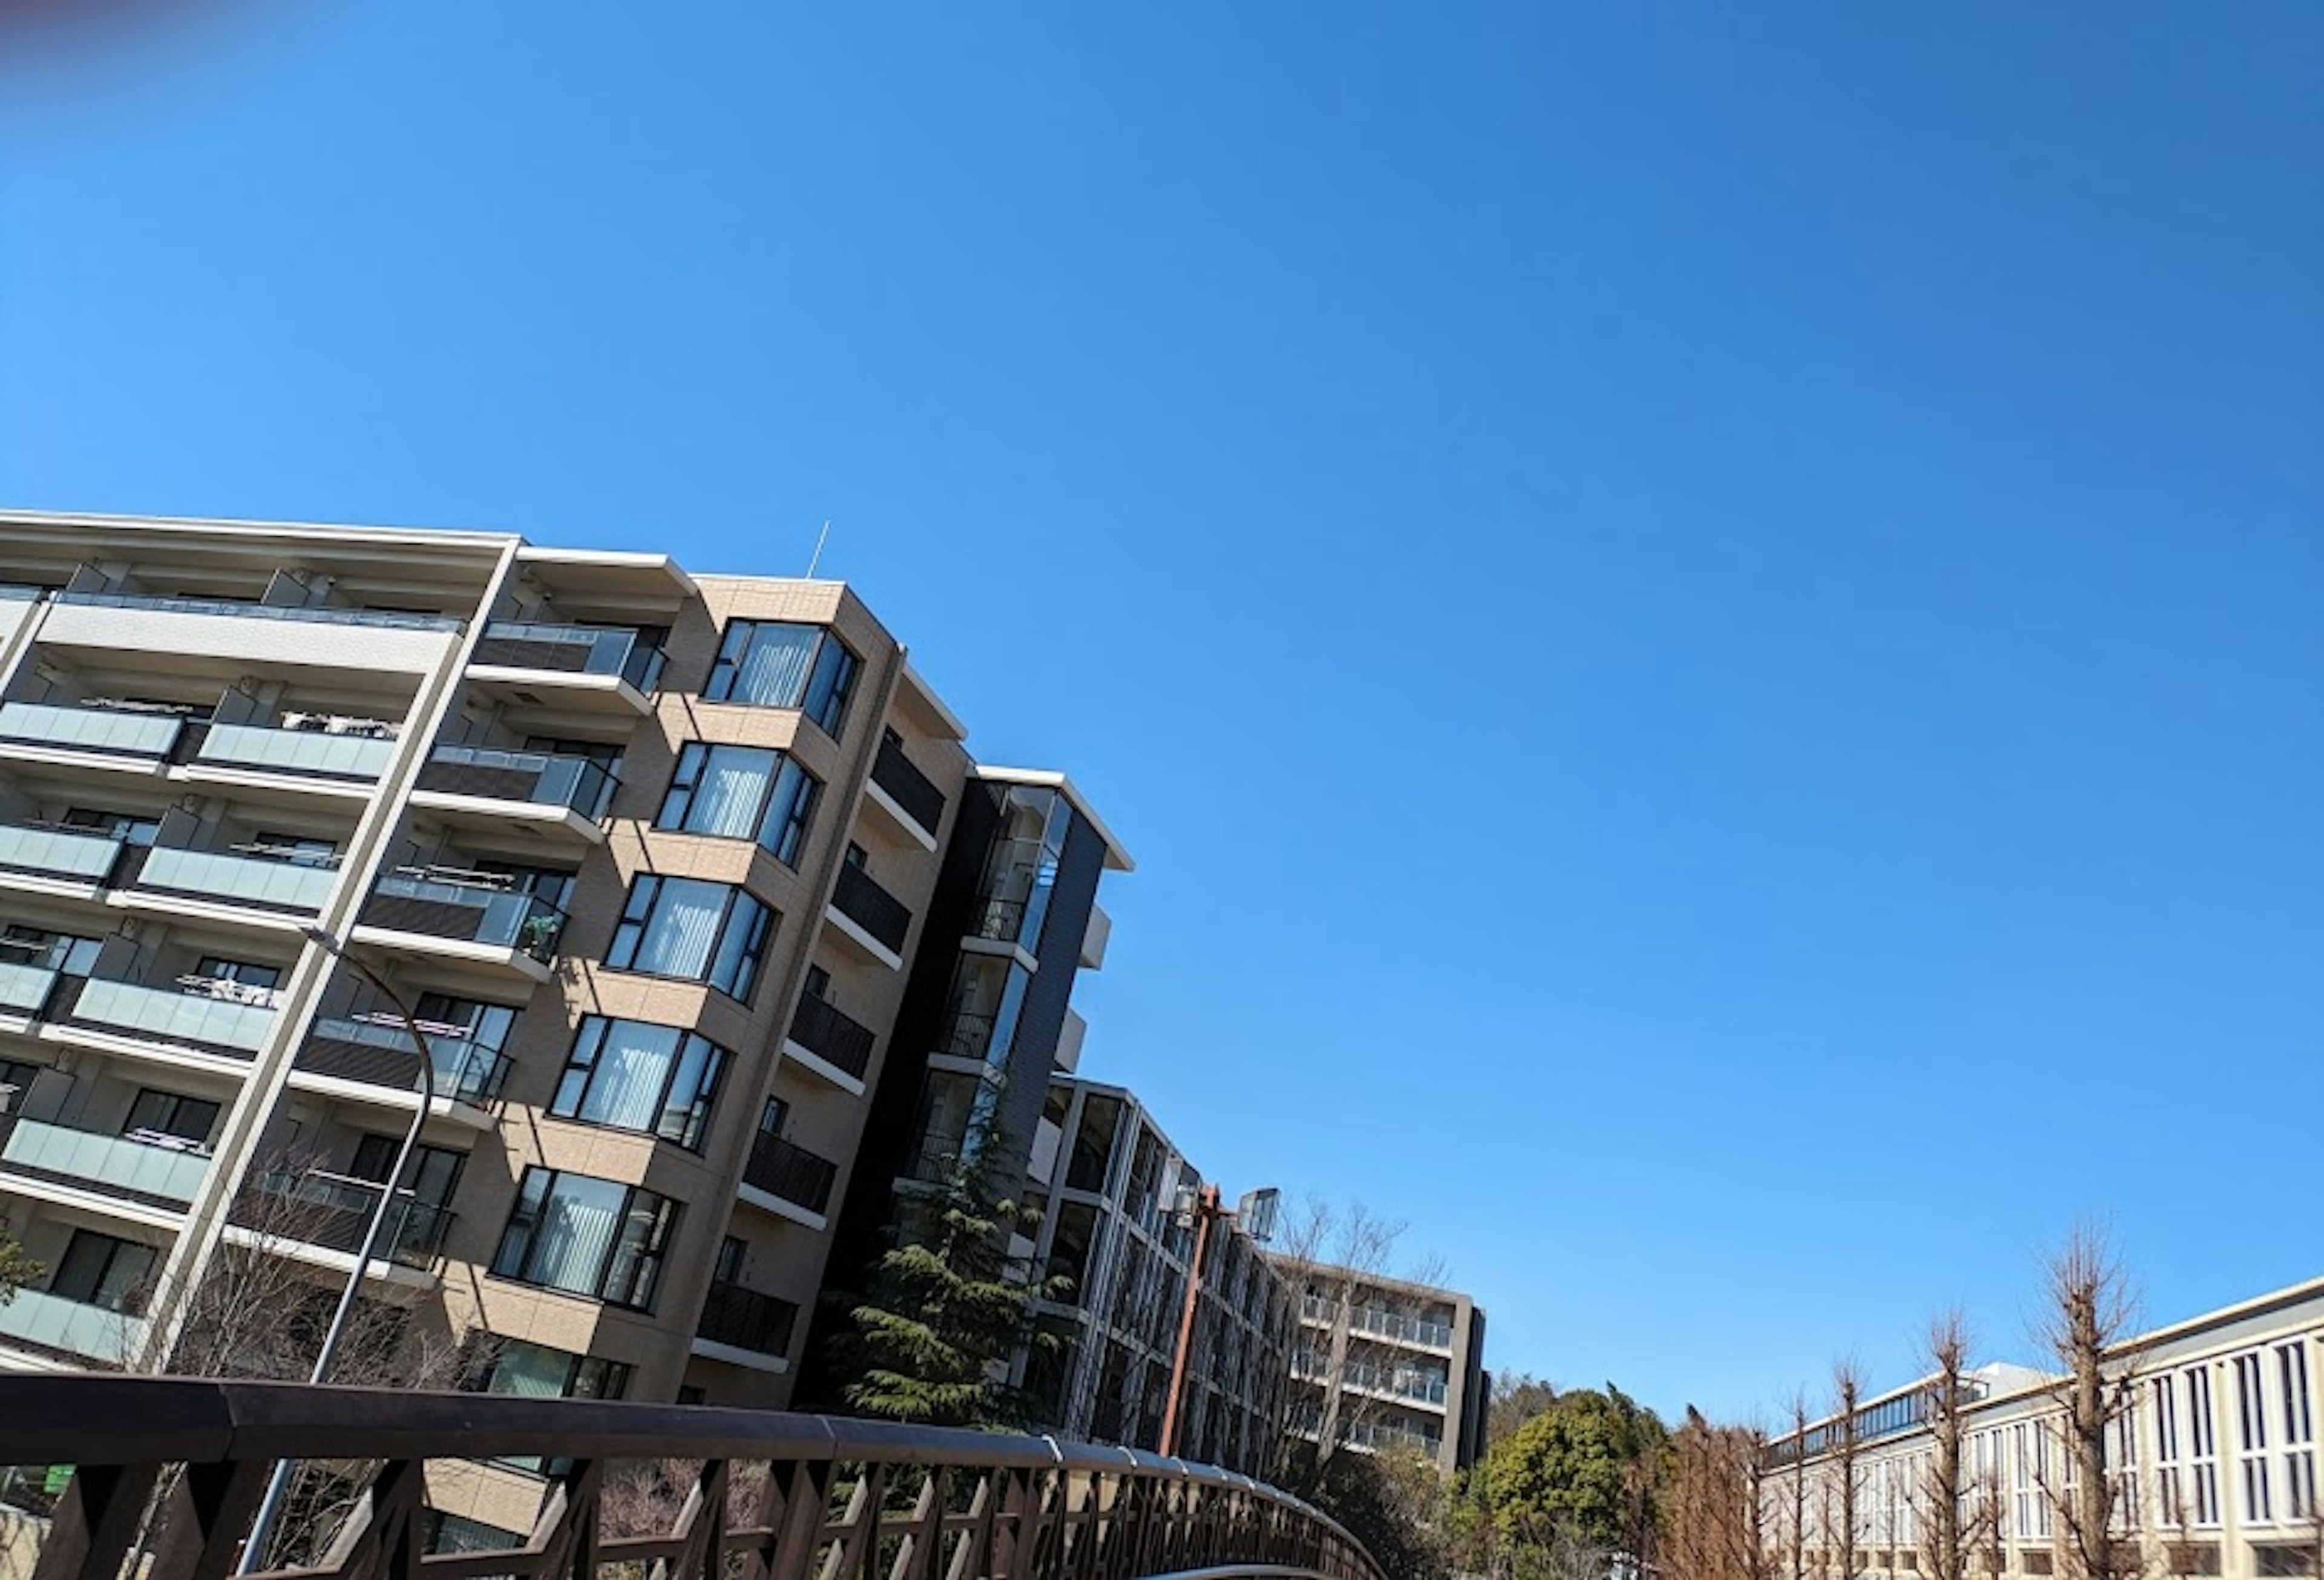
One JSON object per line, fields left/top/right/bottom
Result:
{"left": 4, "top": 5, "right": 2319, "bottom": 1424}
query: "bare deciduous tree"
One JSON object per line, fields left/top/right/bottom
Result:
{"left": 2037, "top": 1223, "right": 2142, "bottom": 1580}
{"left": 1271, "top": 1194, "right": 1442, "bottom": 1483}
{"left": 1664, "top": 1409, "right": 1771, "bottom": 1580}
{"left": 1787, "top": 1391, "right": 1811, "bottom": 1580}
{"left": 1916, "top": 1310, "right": 1977, "bottom": 1580}
{"left": 128, "top": 1148, "right": 464, "bottom": 1568}
{"left": 1827, "top": 1358, "right": 1866, "bottom": 1580}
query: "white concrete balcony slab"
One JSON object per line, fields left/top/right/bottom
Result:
{"left": 42, "top": 593, "right": 460, "bottom": 673}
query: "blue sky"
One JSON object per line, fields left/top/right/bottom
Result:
{"left": 4, "top": 5, "right": 2319, "bottom": 1424}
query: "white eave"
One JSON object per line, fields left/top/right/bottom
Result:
{"left": 514, "top": 544, "right": 699, "bottom": 601}
{"left": 968, "top": 765, "right": 1134, "bottom": 872}
{"left": 899, "top": 660, "right": 970, "bottom": 743}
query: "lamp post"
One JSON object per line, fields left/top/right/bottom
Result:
{"left": 1158, "top": 1184, "right": 1278, "bottom": 1460}
{"left": 238, "top": 927, "right": 439, "bottom": 1575}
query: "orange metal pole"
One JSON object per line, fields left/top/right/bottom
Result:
{"left": 1158, "top": 1183, "right": 1221, "bottom": 1458}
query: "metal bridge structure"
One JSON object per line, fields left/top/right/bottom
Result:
{"left": 0, "top": 1376, "right": 1385, "bottom": 1580}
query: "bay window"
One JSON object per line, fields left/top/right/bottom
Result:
{"left": 656, "top": 743, "right": 819, "bottom": 865}
{"left": 703, "top": 620, "right": 858, "bottom": 736}
{"left": 491, "top": 1168, "right": 680, "bottom": 1309}
{"left": 605, "top": 876, "right": 774, "bottom": 1001}
{"left": 551, "top": 1016, "right": 727, "bottom": 1150}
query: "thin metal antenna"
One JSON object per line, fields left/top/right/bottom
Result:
{"left": 806, "top": 518, "right": 832, "bottom": 579}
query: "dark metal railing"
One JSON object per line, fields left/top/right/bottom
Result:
{"left": 783, "top": 993, "right": 875, "bottom": 1081}
{"left": 870, "top": 736, "right": 946, "bottom": 835}
{"left": 830, "top": 863, "right": 911, "bottom": 955}
{"left": 694, "top": 1279, "right": 800, "bottom": 1357}
{"left": 742, "top": 1132, "right": 838, "bottom": 1217}
{"left": 0, "top": 1375, "right": 1385, "bottom": 1579}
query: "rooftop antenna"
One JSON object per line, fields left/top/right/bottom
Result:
{"left": 805, "top": 518, "right": 833, "bottom": 579}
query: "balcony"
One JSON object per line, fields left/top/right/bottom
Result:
{"left": 127, "top": 845, "right": 340, "bottom": 917}
{"left": 294, "top": 1015, "right": 511, "bottom": 1107}
{"left": 828, "top": 862, "right": 911, "bottom": 964}
{"left": 782, "top": 994, "right": 875, "bottom": 1085}
{"left": 692, "top": 1280, "right": 798, "bottom": 1365}
{"left": 937, "top": 1010, "right": 999, "bottom": 1064}
{"left": 470, "top": 622, "right": 666, "bottom": 716}
{"left": 0, "top": 821, "right": 128, "bottom": 887}
{"left": 741, "top": 1131, "right": 838, "bottom": 1222}
{"left": 0, "top": 701, "right": 183, "bottom": 762}
{"left": 39, "top": 593, "right": 464, "bottom": 676}
{"left": 411, "top": 746, "right": 617, "bottom": 841}
{"left": 230, "top": 1171, "right": 454, "bottom": 1270}
{"left": 54, "top": 590, "right": 459, "bottom": 633}
{"left": 1349, "top": 1305, "right": 1454, "bottom": 1351}
{"left": 188, "top": 721, "right": 398, "bottom": 785}
{"left": 56, "top": 976, "right": 280, "bottom": 1059}
{"left": 0, "top": 961, "right": 60, "bottom": 1020}
{"left": 0, "top": 1287, "right": 146, "bottom": 1369}
{"left": 354, "top": 872, "right": 567, "bottom": 977}
{"left": 0, "top": 1117, "right": 212, "bottom": 1211}
{"left": 867, "top": 735, "right": 945, "bottom": 846}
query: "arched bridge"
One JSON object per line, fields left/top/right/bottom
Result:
{"left": 0, "top": 1376, "right": 1385, "bottom": 1580}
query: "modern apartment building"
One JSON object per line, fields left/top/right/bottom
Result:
{"left": 0, "top": 512, "right": 1124, "bottom": 1463}
{"left": 1008, "top": 1077, "right": 1295, "bottom": 1479}
{"left": 1762, "top": 1277, "right": 2322, "bottom": 1580}
{"left": 1276, "top": 1256, "right": 1490, "bottom": 1476}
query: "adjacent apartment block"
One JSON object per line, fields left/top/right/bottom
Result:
{"left": 1762, "top": 1277, "right": 2321, "bottom": 1580}
{"left": 1009, "top": 1078, "right": 1295, "bottom": 1479}
{"left": 0, "top": 511, "right": 1124, "bottom": 1448}
{"left": 1276, "top": 1256, "right": 1490, "bottom": 1476}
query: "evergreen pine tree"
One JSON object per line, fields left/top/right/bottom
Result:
{"left": 826, "top": 1121, "right": 1070, "bottom": 1430}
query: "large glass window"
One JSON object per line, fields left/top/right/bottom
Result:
{"left": 605, "top": 877, "right": 775, "bottom": 1001}
{"left": 655, "top": 743, "right": 819, "bottom": 866}
{"left": 491, "top": 1168, "right": 679, "bottom": 1310}
{"left": 124, "top": 1088, "right": 220, "bottom": 1145}
{"left": 551, "top": 1017, "right": 727, "bottom": 1150}
{"left": 971, "top": 788, "right": 1072, "bottom": 951}
{"left": 940, "top": 953, "right": 1031, "bottom": 1065}
{"left": 50, "top": 1229, "right": 157, "bottom": 1311}
{"left": 465, "top": 1337, "right": 631, "bottom": 1401}
{"left": 704, "top": 621, "right": 859, "bottom": 736}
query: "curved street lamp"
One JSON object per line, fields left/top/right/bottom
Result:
{"left": 238, "top": 926, "right": 439, "bottom": 1573}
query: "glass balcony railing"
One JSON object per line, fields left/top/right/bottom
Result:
{"left": 415, "top": 746, "right": 617, "bottom": 820}
{"left": 62, "top": 976, "right": 280, "bottom": 1056}
{"left": 191, "top": 722, "right": 398, "bottom": 782}
{"left": 296, "top": 1015, "right": 511, "bottom": 1104}
{"left": 0, "top": 961, "right": 60, "bottom": 1018}
{"left": 0, "top": 1117, "right": 212, "bottom": 1206}
{"left": 359, "top": 874, "right": 568, "bottom": 963}
{"left": 234, "top": 1171, "right": 454, "bottom": 1268}
{"left": 132, "top": 846, "right": 339, "bottom": 915}
{"left": 0, "top": 584, "right": 44, "bottom": 602}
{"left": 473, "top": 622, "right": 666, "bottom": 694}
{"left": 53, "top": 590, "right": 462, "bottom": 632}
{"left": 0, "top": 702, "right": 184, "bottom": 759}
{"left": 0, "top": 823, "right": 127, "bottom": 885}
{"left": 0, "top": 1286, "right": 146, "bottom": 1368}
